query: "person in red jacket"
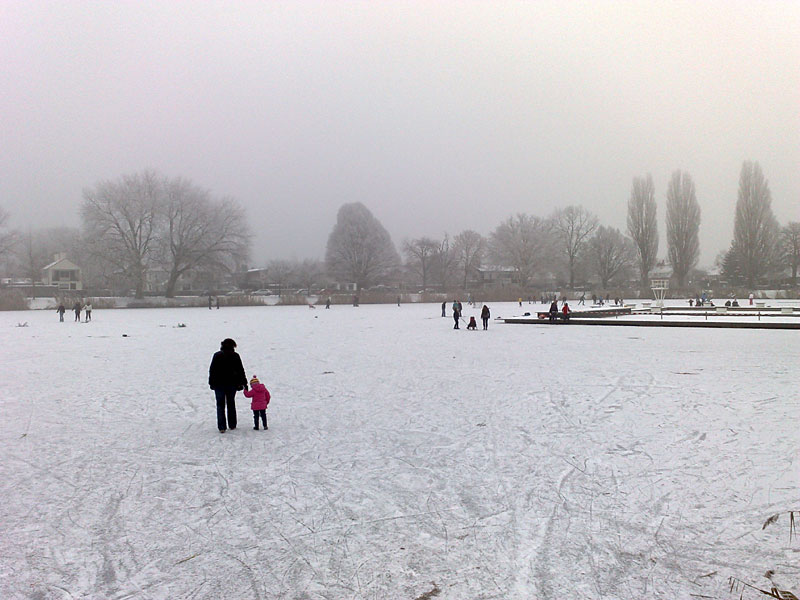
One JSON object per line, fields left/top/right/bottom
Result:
{"left": 243, "top": 375, "right": 271, "bottom": 430}
{"left": 561, "top": 302, "right": 571, "bottom": 321}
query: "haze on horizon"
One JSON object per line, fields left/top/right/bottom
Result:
{"left": 2, "top": 1, "right": 798, "bottom": 267}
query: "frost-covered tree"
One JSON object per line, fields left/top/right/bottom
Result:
{"left": 589, "top": 226, "right": 635, "bottom": 288}
{"left": 729, "top": 161, "right": 780, "bottom": 287}
{"left": 452, "top": 230, "right": 486, "bottom": 289}
{"left": 158, "top": 178, "right": 249, "bottom": 298}
{"left": 780, "top": 222, "right": 800, "bottom": 286}
{"left": 552, "top": 205, "right": 598, "bottom": 289}
{"left": 489, "top": 214, "right": 552, "bottom": 287}
{"left": 82, "top": 170, "right": 161, "bottom": 298}
{"left": 403, "top": 237, "right": 439, "bottom": 289}
{"left": 666, "top": 170, "right": 701, "bottom": 288}
{"left": 325, "top": 202, "right": 399, "bottom": 291}
{"left": 627, "top": 174, "right": 659, "bottom": 288}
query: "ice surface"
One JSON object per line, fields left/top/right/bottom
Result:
{"left": 0, "top": 303, "right": 797, "bottom": 599}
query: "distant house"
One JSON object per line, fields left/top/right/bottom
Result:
{"left": 477, "top": 266, "right": 518, "bottom": 287}
{"left": 41, "top": 253, "right": 82, "bottom": 291}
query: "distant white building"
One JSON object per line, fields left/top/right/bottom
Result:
{"left": 41, "top": 253, "right": 82, "bottom": 291}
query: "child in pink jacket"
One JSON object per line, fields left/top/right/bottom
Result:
{"left": 243, "top": 375, "right": 271, "bottom": 430}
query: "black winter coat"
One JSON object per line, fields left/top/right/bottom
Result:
{"left": 208, "top": 350, "right": 247, "bottom": 390}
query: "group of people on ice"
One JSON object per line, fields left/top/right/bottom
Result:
{"left": 446, "top": 300, "right": 491, "bottom": 330}
{"left": 208, "top": 338, "right": 271, "bottom": 433}
{"left": 56, "top": 300, "right": 92, "bottom": 322}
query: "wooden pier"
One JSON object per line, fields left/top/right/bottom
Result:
{"left": 503, "top": 315, "right": 800, "bottom": 330}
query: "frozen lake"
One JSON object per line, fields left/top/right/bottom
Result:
{"left": 1, "top": 302, "right": 798, "bottom": 599}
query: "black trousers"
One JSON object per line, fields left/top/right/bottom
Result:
{"left": 482, "top": 317, "right": 489, "bottom": 330}
{"left": 214, "top": 387, "right": 237, "bottom": 430}
{"left": 253, "top": 409, "right": 267, "bottom": 429}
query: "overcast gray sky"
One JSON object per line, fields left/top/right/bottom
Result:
{"left": 2, "top": 1, "right": 798, "bottom": 266}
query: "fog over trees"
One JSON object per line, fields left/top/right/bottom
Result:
{"left": 159, "top": 178, "right": 249, "bottom": 298}
{"left": 81, "top": 171, "right": 248, "bottom": 298}
{"left": 2, "top": 156, "right": 798, "bottom": 296}
{"left": 666, "top": 170, "right": 701, "bottom": 289}
{"left": 325, "top": 202, "right": 399, "bottom": 292}
{"left": 589, "top": 226, "right": 635, "bottom": 289}
{"left": 403, "top": 237, "right": 439, "bottom": 290}
{"left": 488, "top": 214, "right": 552, "bottom": 288}
{"left": 781, "top": 223, "right": 800, "bottom": 286}
{"left": 723, "top": 162, "right": 781, "bottom": 288}
{"left": 627, "top": 174, "right": 659, "bottom": 289}
{"left": 452, "top": 230, "right": 486, "bottom": 290}
{"left": 552, "top": 206, "right": 598, "bottom": 290}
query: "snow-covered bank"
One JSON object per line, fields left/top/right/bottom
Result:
{"left": 0, "top": 303, "right": 797, "bottom": 599}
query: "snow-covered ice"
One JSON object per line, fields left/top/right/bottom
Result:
{"left": 1, "top": 303, "right": 797, "bottom": 599}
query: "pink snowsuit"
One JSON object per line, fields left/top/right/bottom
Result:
{"left": 243, "top": 382, "right": 270, "bottom": 411}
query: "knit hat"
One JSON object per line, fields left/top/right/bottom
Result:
{"left": 250, "top": 375, "right": 259, "bottom": 385}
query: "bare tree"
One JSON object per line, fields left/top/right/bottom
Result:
{"left": 452, "top": 230, "right": 486, "bottom": 289}
{"left": 666, "top": 170, "right": 701, "bottom": 288}
{"left": 295, "top": 258, "right": 325, "bottom": 292}
{"left": 589, "top": 226, "right": 635, "bottom": 288}
{"left": 781, "top": 222, "right": 800, "bottom": 286}
{"left": 402, "top": 237, "right": 438, "bottom": 289}
{"left": 325, "top": 202, "right": 399, "bottom": 291}
{"left": 729, "top": 161, "right": 780, "bottom": 287}
{"left": 488, "top": 214, "right": 552, "bottom": 287}
{"left": 11, "top": 227, "right": 86, "bottom": 292}
{"left": 431, "top": 234, "right": 458, "bottom": 290}
{"left": 81, "top": 170, "right": 161, "bottom": 298}
{"left": 0, "top": 206, "right": 18, "bottom": 262}
{"left": 627, "top": 174, "right": 659, "bottom": 288}
{"left": 267, "top": 260, "right": 296, "bottom": 295}
{"left": 552, "top": 205, "right": 598, "bottom": 289}
{"left": 159, "top": 178, "right": 249, "bottom": 298}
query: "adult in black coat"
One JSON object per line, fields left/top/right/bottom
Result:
{"left": 480, "top": 304, "right": 490, "bottom": 330}
{"left": 209, "top": 338, "right": 247, "bottom": 433}
{"left": 548, "top": 300, "right": 559, "bottom": 322}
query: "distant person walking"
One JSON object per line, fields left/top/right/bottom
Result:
{"left": 208, "top": 338, "right": 247, "bottom": 433}
{"left": 243, "top": 375, "right": 271, "bottom": 430}
{"left": 209, "top": 296, "right": 213, "bottom": 310}
{"left": 325, "top": 297, "right": 331, "bottom": 309}
{"left": 73, "top": 301, "right": 81, "bottom": 322}
{"left": 84, "top": 302, "right": 92, "bottom": 322}
{"left": 481, "top": 304, "right": 490, "bottom": 330}
{"left": 579, "top": 293, "right": 585, "bottom": 305}
{"left": 57, "top": 303, "right": 66, "bottom": 322}
{"left": 441, "top": 301, "right": 446, "bottom": 317}
{"left": 216, "top": 296, "right": 220, "bottom": 309}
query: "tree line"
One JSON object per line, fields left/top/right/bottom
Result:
{"left": 324, "top": 162, "right": 797, "bottom": 292}
{"left": 0, "top": 162, "right": 797, "bottom": 297}
{"left": 0, "top": 170, "right": 250, "bottom": 298}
